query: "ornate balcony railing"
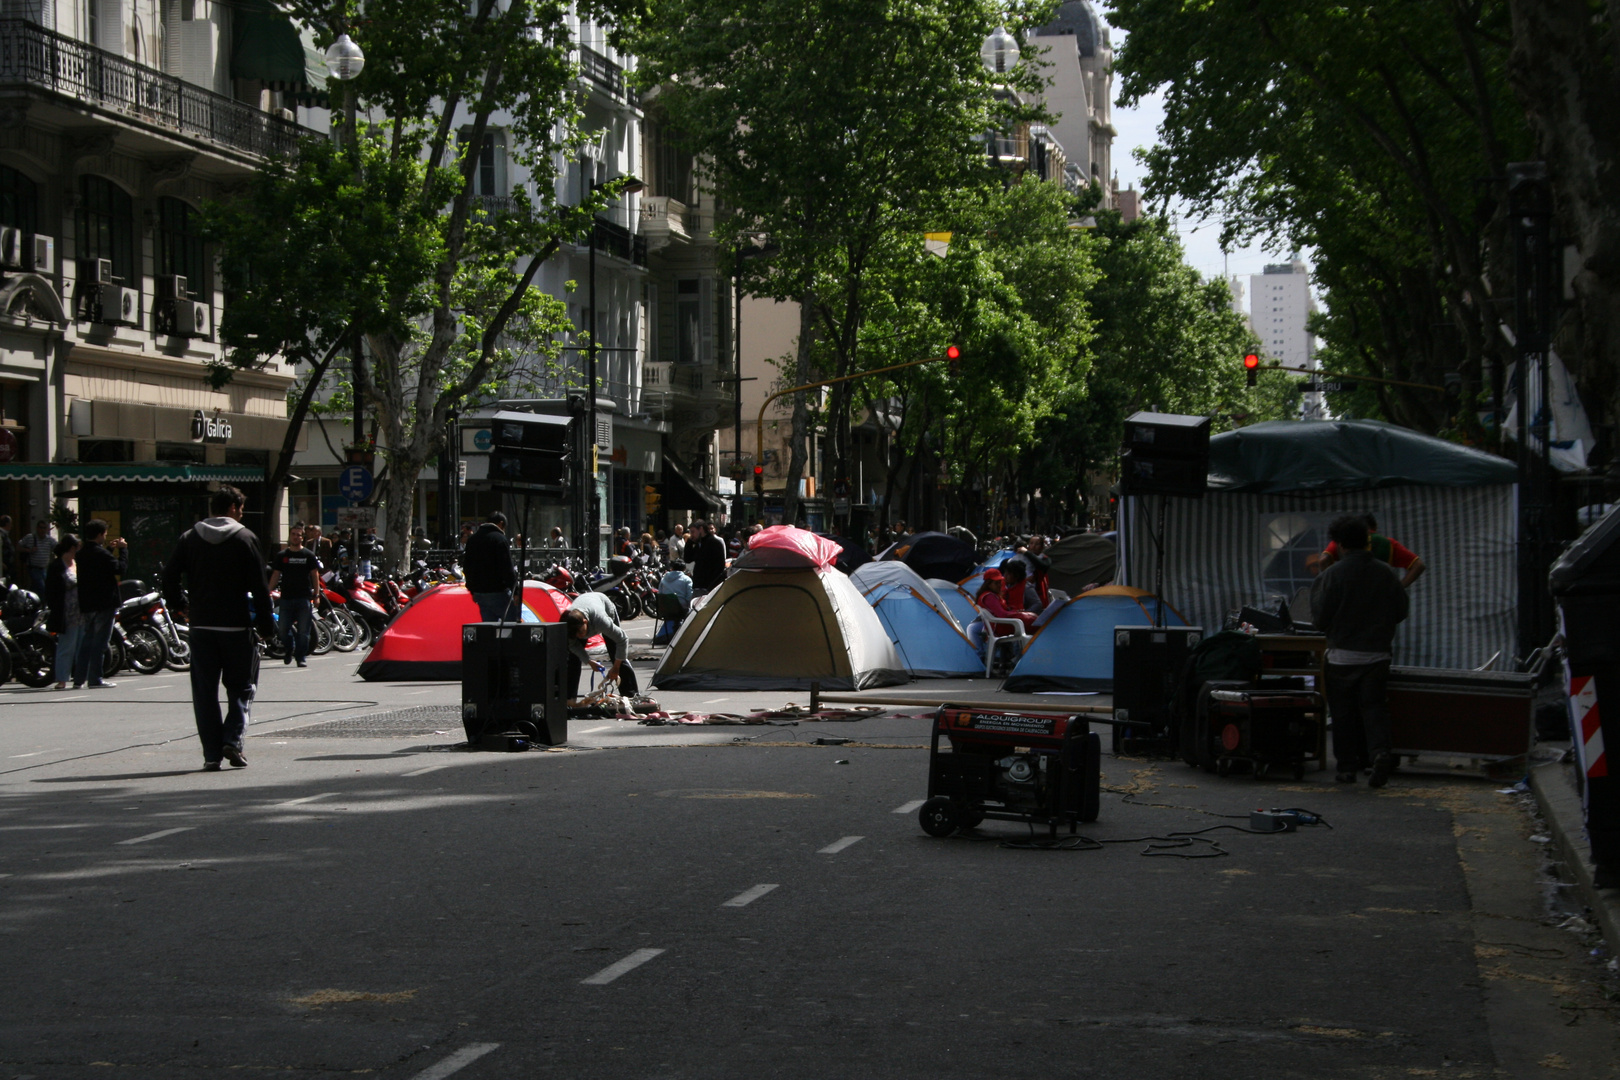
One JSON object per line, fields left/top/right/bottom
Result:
{"left": 578, "top": 45, "right": 624, "bottom": 98}
{"left": 0, "top": 18, "right": 304, "bottom": 160}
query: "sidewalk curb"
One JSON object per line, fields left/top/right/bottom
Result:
{"left": 1529, "top": 759, "right": 1620, "bottom": 948}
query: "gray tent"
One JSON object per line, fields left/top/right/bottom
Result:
{"left": 1120, "top": 420, "right": 1516, "bottom": 669}
{"left": 1046, "top": 532, "right": 1116, "bottom": 593}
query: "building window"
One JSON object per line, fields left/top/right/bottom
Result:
{"left": 156, "top": 196, "right": 207, "bottom": 294}
{"left": 76, "top": 175, "right": 136, "bottom": 282}
{"left": 458, "top": 129, "right": 505, "bottom": 197}
{"left": 675, "top": 278, "right": 699, "bottom": 364}
{"left": 0, "top": 165, "right": 38, "bottom": 235}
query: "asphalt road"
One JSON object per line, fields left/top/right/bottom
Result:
{"left": 2, "top": 620, "right": 1617, "bottom": 1078}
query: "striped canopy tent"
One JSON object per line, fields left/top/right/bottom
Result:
{"left": 1119, "top": 420, "right": 1517, "bottom": 669}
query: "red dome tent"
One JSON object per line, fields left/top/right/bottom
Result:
{"left": 357, "top": 581, "right": 573, "bottom": 681}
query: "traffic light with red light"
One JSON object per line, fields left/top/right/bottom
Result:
{"left": 753, "top": 463, "right": 765, "bottom": 495}
{"left": 945, "top": 344, "right": 961, "bottom": 374}
{"left": 1244, "top": 352, "right": 1260, "bottom": 388}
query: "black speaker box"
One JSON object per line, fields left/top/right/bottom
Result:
{"left": 1112, "top": 624, "right": 1204, "bottom": 754}
{"left": 461, "top": 622, "right": 569, "bottom": 746}
{"left": 1122, "top": 412, "right": 1211, "bottom": 459}
{"left": 1120, "top": 449, "right": 1208, "bottom": 497}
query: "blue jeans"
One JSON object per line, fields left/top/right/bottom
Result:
{"left": 28, "top": 567, "right": 45, "bottom": 595}
{"left": 73, "top": 609, "right": 116, "bottom": 686}
{"left": 278, "top": 598, "right": 313, "bottom": 662}
{"left": 189, "top": 629, "right": 258, "bottom": 762}
{"left": 54, "top": 624, "right": 84, "bottom": 684}
{"left": 472, "top": 590, "right": 517, "bottom": 623}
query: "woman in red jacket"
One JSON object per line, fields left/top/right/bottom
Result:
{"left": 975, "top": 569, "right": 1035, "bottom": 634}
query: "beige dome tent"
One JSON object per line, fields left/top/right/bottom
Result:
{"left": 652, "top": 528, "right": 906, "bottom": 691}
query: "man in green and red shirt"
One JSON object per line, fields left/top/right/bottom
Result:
{"left": 1316, "top": 514, "right": 1426, "bottom": 588}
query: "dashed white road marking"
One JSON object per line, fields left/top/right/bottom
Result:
{"left": 117, "top": 827, "right": 194, "bottom": 846}
{"left": 274, "top": 792, "right": 339, "bottom": 808}
{"left": 580, "top": 724, "right": 614, "bottom": 734}
{"left": 581, "top": 947, "right": 666, "bottom": 985}
{"left": 818, "top": 835, "right": 864, "bottom": 854}
{"left": 894, "top": 800, "right": 926, "bottom": 814}
{"left": 408, "top": 1042, "right": 501, "bottom": 1080}
{"left": 9, "top": 749, "right": 62, "bottom": 759}
{"left": 722, "top": 884, "right": 779, "bottom": 908}
{"left": 406, "top": 689, "right": 437, "bottom": 695}
{"left": 701, "top": 697, "right": 730, "bottom": 704}
{"left": 401, "top": 764, "right": 448, "bottom": 777}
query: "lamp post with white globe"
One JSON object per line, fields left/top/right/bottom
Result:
{"left": 324, "top": 28, "right": 367, "bottom": 561}
{"left": 323, "top": 32, "right": 365, "bottom": 151}
{"left": 980, "top": 24, "right": 1019, "bottom": 75}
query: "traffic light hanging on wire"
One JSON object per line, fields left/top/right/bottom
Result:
{"left": 1244, "top": 352, "right": 1260, "bottom": 388}
{"left": 946, "top": 344, "right": 961, "bottom": 374}
{"left": 753, "top": 463, "right": 765, "bottom": 496}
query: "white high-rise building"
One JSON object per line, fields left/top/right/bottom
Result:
{"left": 1250, "top": 257, "right": 1323, "bottom": 417}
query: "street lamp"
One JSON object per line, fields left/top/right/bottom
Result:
{"left": 324, "top": 32, "right": 365, "bottom": 150}
{"left": 980, "top": 25, "right": 1019, "bottom": 74}
{"left": 584, "top": 171, "right": 644, "bottom": 569}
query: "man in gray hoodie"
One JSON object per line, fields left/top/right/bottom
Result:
{"left": 162, "top": 486, "right": 275, "bottom": 771}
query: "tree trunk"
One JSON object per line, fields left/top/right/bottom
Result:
{"left": 782, "top": 295, "right": 816, "bottom": 525}
{"left": 1507, "top": 0, "right": 1620, "bottom": 445}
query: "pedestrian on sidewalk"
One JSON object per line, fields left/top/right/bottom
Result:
{"left": 161, "top": 486, "right": 275, "bottom": 772}
{"left": 18, "top": 519, "right": 53, "bottom": 595}
{"left": 73, "top": 519, "right": 127, "bottom": 689}
{"left": 463, "top": 511, "right": 518, "bottom": 622}
{"left": 689, "top": 521, "right": 727, "bottom": 594}
{"left": 1311, "top": 514, "right": 1410, "bottom": 787}
{"left": 43, "top": 534, "right": 80, "bottom": 690}
{"left": 267, "top": 524, "right": 322, "bottom": 668}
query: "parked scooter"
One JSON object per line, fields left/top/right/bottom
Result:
{"left": 1, "top": 585, "right": 56, "bottom": 687}
{"left": 115, "top": 590, "right": 172, "bottom": 675}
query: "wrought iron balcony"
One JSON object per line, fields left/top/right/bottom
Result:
{"left": 592, "top": 216, "right": 648, "bottom": 267}
{"left": 578, "top": 45, "right": 624, "bottom": 98}
{"left": 0, "top": 18, "right": 304, "bottom": 160}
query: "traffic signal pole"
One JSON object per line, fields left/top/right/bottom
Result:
{"left": 754, "top": 350, "right": 958, "bottom": 496}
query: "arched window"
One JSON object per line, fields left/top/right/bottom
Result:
{"left": 76, "top": 175, "right": 135, "bottom": 282}
{"left": 0, "top": 165, "right": 39, "bottom": 235}
{"left": 156, "top": 196, "right": 206, "bottom": 295}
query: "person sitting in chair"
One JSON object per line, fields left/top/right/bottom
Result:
{"left": 653, "top": 560, "right": 693, "bottom": 645}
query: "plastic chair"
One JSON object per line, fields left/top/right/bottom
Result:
{"left": 977, "top": 611, "right": 1030, "bottom": 677}
{"left": 653, "top": 592, "right": 689, "bottom": 645}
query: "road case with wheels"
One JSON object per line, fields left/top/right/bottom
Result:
{"left": 461, "top": 621, "right": 569, "bottom": 747}
{"left": 919, "top": 706, "right": 1101, "bottom": 839}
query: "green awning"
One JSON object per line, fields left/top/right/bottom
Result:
{"left": 230, "top": 0, "right": 328, "bottom": 104}
{"left": 0, "top": 463, "right": 264, "bottom": 483}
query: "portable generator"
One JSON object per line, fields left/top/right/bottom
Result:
{"left": 918, "top": 707, "right": 1101, "bottom": 838}
{"left": 1189, "top": 680, "right": 1322, "bottom": 780}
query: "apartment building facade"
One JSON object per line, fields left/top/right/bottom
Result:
{"left": 0, "top": 1, "right": 314, "bottom": 575}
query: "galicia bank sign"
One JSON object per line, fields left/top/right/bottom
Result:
{"left": 191, "top": 410, "right": 232, "bottom": 444}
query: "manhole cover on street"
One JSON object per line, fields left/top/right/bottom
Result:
{"left": 264, "top": 705, "right": 463, "bottom": 739}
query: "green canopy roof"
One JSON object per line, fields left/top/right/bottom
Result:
{"left": 0, "top": 463, "right": 263, "bottom": 483}
{"left": 230, "top": 0, "right": 328, "bottom": 105}
{"left": 1207, "top": 420, "right": 1516, "bottom": 494}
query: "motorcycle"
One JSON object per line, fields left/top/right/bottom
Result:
{"left": 113, "top": 591, "right": 170, "bottom": 675}
{"left": 329, "top": 571, "right": 392, "bottom": 645}
{"left": 1, "top": 585, "right": 55, "bottom": 687}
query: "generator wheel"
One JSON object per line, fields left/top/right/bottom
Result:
{"left": 918, "top": 797, "right": 958, "bottom": 838}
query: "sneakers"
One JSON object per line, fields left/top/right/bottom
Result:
{"left": 52, "top": 682, "right": 66, "bottom": 690}
{"left": 87, "top": 681, "right": 116, "bottom": 689}
{"left": 1368, "top": 755, "right": 1394, "bottom": 789}
{"left": 221, "top": 745, "right": 248, "bottom": 769}
{"left": 202, "top": 761, "right": 222, "bottom": 772}
{"left": 283, "top": 652, "right": 293, "bottom": 665}
{"left": 295, "top": 660, "right": 308, "bottom": 668}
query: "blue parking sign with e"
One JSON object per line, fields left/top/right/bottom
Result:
{"left": 339, "top": 465, "right": 374, "bottom": 504}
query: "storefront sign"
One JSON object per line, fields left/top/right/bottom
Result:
{"left": 190, "top": 410, "right": 232, "bottom": 444}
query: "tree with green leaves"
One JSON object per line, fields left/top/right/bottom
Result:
{"left": 1018, "top": 205, "right": 1282, "bottom": 528}
{"left": 1111, "top": 0, "right": 1530, "bottom": 438}
{"left": 635, "top": 0, "right": 1052, "bottom": 522}
{"left": 207, "top": 0, "right": 639, "bottom": 568}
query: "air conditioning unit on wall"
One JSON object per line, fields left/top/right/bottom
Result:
{"left": 178, "top": 300, "right": 210, "bottom": 339}
{"left": 98, "top": 284, "right": 140, "bottom": 327}
{"left": 0, "top": 227, "right": 21, "bottom": 269}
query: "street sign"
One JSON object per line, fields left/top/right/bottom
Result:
{"left": 1302, "top": 380, "right": 1356, "bottom": 394}
{"left": 334, "top": 506, "right": 377, "bottom": 529}
{"left": 339, "top": 464, "right": 374, "bottom": 504}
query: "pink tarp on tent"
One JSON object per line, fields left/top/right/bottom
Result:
{"left": 731, "top": 525, "right": 844, "bottom": 570}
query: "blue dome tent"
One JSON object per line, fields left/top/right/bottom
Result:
{"left": 866, "top": 582, "right": 984, "bottom": 678}
{"left": 1003, "top": 586, "right": 1186, "bottom": 693}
